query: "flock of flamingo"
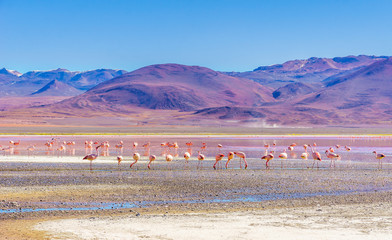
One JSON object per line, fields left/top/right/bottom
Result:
{"left": 1, "top": 138, "right": 388, "bottom": 171}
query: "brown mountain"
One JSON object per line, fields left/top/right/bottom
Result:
{"left": 51, "top": 64, "right": 274, "bottom": 113}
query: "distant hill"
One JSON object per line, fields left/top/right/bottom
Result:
{"left": 67, "top": 69, "right": 127, "bottom": 90}
{"left": 31, "top": 80, "right": 83, "bottom": 96}
{"left": 0, "top": 68, "right": 127, "bottom": 97}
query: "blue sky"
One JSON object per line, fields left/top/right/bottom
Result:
{"left": 1, "top": 0, "right": 391, "bottom": 73}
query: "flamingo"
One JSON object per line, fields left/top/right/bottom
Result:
{"left": 184, "top": 152, "right": 191, "bottom": 161}
{"left": 115, "top": 141, "right": 124, "bottom": 154}
{"left": 133, "top": 142, "right": 138, "bottom": 153}
{"left": 301, "top": 149, "right": 309, "bottom": 160}
{"left": 57, "top": 145, "right": 66, "bottom": 157}
{"left": 117, "top": 156, "right": 123, "bottom": 166}
{"left": 147, "top": 155, "right": 156, "bottom": 169}
{"left": 278, "top": 149, "right": 288, "bottom": 169}
{"left": 45, "top": 141, "right": 53, "bottom": 149}
{"left": 234, "top": 151, "right": 248, "bottom": 169}
{"left": 2, "top": 146, "right": 14, "bottom": 156}
{"left": 217, "top": 144, "right": 223, "bottom": 153}
{"left": 130, "top": 152, "right": 140, "bottom": 169}
{"left": 271, "top": 143, "right": 277, "bottom": 154}
{"left": 197, "top": 152, "right": 205, "bottom": 169}
{"left": 373, "top": 151, "right": 386, "bottom": 169}
{"left": 310, "top": 146, "right": 322, "bottom": 169}
{"left": 66, "top": 141, "right": 76, "bottom": 146}
{"left": 213, "top": 153, "right": 225, "bottom": 170}
{"left": 184, "top": 152, "right": 191, "bottom": 169}
{"left": 325, "top": 150, "right": 340, "bottom": 168}
{"left": 226, "top": 152, "right": 234, "bottom": 169}
{"left": 200, "top": 143, "right": 207, "bottom": 154}
{"left": 27, "top": 145, "right": 35, "bottom": 154}
{"left": 345, "top": 146, "right": 351, "bottom": 152}
{"left": 10, "top": 140, "right": 20, "bottom": 146}
{"left": 261, "top": 152, "right": 274, "bottom": 169}
{"left": 166, "top": 154, "right": 174, "bottom": 170}
{"left": 83, "top": 146, "right": 100, "bottom": 171}
{"left": 161, "top": 142, "right": 169, "bottom": 156}
{"left": 85, "top": 141, "right": 93, "bottom": 154}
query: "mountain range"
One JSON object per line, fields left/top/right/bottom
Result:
{"left": 0, "top": 68, "right": 127, "bottom": 96}
{"left": 2, "top": 55, "right": 392, "bottom": 126}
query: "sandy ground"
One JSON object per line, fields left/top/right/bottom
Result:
{"left": 35, "top": 202, "right": 392, "bottom": 240}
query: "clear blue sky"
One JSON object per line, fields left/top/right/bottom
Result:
{"left": 1, "top": 0, "right": 391, "bottom": 73}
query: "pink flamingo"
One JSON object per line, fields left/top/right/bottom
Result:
{"left": 213, "top": 153, "right": 225, "bottom": 170}
{"left": 130, "top": 152, "right": 140, "bottom": 169}
{"left": 325, "top": 150, "right": 340, "bottom": 168}
{"left": 115, "top": 141, "right": 124, "bottom": 154}
{"left": 262, "top": 152, "right": 274, "bottom": 169}
{"left": 83, "top": 146, "right": 100, "bottom": 171}
{"left": 373, "top": 151, "right": 386, "bottom": 169}
{"left": 183, "top": 152, "right": 191, "bottom": 169}
{"left": 148, "top": 155, "right": 156, "bottom": 170}
{"left": 57, "top": 145, "right": 66, "bottom": 157}
{"left": 278, "top": 149, "right": 288, "bottom": 169}
{"left": 217, "top": 144, "right": 223, "bottom": 153}
{"left": 310, "top": 146, "right": 322, "bottom": 169}
{"left": 166, "top": 154, "right": 174, "bottom": 170}
{"left": 234, "top": 151, "right": 248, "bottom": 169}
{"left": 226, "top": 152, "right": 235, "bottom": 169}
{"left": 10, "top": 140, "right": 20, "bottom": 146}
{"left": 197, "top": 152, "right": 205, "bottom": 169}
{"left": 117, "top": 156, "right": 123, "bottom": 166}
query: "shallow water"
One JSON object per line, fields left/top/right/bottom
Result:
{"left": 1, "top": 188, "right": 387, "bottom": 214}
{"left": 0, "top": 135, "right": 391, "bottom": 165}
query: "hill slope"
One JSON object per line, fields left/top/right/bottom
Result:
{"left": 31, "top": 80, "right": 83, "bottom": 96}
{"left": 52, "top": 64, "right": 275, "bottom": 113}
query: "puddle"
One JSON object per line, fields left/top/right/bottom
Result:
{"left": 0, "top": 189, "right": 386, "bottom": 214}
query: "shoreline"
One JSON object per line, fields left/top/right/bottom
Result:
{"left": 2, "top": 191, "right": 392, "bottom": 239}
